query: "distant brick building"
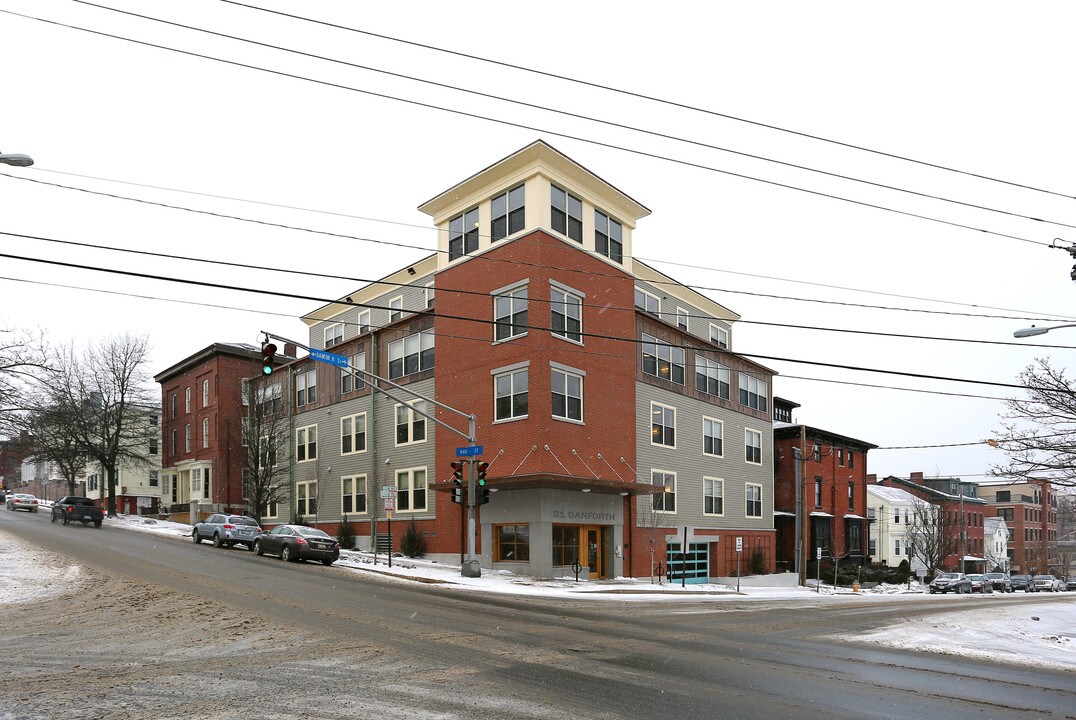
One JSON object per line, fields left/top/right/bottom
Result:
{"left": 976, "top": 479, "right": 1059, "bottom": 575}
{"left": 0, "top": 430, "right": 33, "bottom": 491}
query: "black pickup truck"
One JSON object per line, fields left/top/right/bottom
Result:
{"left": 51, "top": 496, "right": 104, "bottom": 528}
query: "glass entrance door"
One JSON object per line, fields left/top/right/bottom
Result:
{"left": 585, "top": 526, "right": 602, "bottom": 579}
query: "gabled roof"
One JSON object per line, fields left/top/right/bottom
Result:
{"left": 881, "top": 475, "right": 986, "bottom": 505}
{"left": 866, "top": 485, "right": 919, "bottom": 505}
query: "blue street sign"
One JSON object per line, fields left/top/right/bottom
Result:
{"left": 455, "top": 445, "right": 484, "bottom": 457}
{"left": 309, "top": 348, "right": 349, "bottom": 368}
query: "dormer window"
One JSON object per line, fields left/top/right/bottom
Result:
{"left": 551, "top": 184, "right": 582, "bottom": 242}
{"left": 594, "top": 209, "right": 623, "bottom": 264}
{"left": 449, "top": 207, "right": 479, "bottom": 261}
{"left": 491, "top": 184, "right": 525, "bottom": 242}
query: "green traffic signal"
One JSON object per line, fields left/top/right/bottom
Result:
{"left": 261, "top": 342, "right": 277, "bottom": 375}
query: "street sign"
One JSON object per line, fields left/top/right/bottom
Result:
{"left": 736, "top": 537, "right": 743, "bottom": 552}
{"left": 379, "top": 486, "right": 397, "bottom": 499}
{"left": 383, "top": 498, "right": 394, "bottom": 512}
{"left": 309, "top": 348, "right": 349, "bottom": 368}
{"left": 817, "top": 547, "right": 822, "bottom": 560}
{"left": 455, "top": 445, "right": 484, "bottom": 457}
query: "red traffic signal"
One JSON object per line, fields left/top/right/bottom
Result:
{"left": 451, "top": 461, "right": 465, "bottom": 483}
{"left": 475, "top": 461, "right": 489, "bottom": 486}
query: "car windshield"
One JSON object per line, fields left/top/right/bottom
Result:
{"left": 937, "top": 573, "right": 959, "bottom": 580}
{"left": 296, "top": 527, "right": 330, "bottom": 539}
{"left": 1033, "top": 575, "right": 1051, "bottom": 580}
{"left": 968, "top": 575, "right": 985, "bottom": 580}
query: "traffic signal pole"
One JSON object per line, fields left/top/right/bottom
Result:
{"left": 261, "top": 331, "right": 484, "bottom": 577}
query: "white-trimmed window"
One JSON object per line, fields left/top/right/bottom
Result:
{"left": 550, "top": 283, "right": 583, "bottom": 343}
{"left": 256, "top": 382, "right": 282, "bottom": 416}
{"left": 594, "top": 209, "right": 623, "bottom": 264}
{"left": 425, "top": 283, "right": 435, "bottom": 309}
{"left": 676, "top": 308, "right": 688, "bottom": 331}
{"left": 709, "top": 324, "right": 729, "bottom": 349}
{"left": 342, "top": 475, "right": 367, "bottom": 515}
{"left": 895, "top": 539, "right": 902, "bottom": 556}
{"left": 191, "top": 468, "right": 202, "bottom": 495}
{"left": 651, "top": 470, "right": 676, "bottom": 513}
{"left": 185, "top": 387, "right": 191, "bottom": 414}
{"left": 341, "top": 351, "right": 366, "bottom": 394}
{"left": 642, "top": 334, "right": 685, "bottom": 384}
{"left": 738, "top": 374, "right": 768, "bottom": 412}
{"left": 448, "top": 206, "right": 479, "bottom": 261}
{"left": 494, "top": 368, "right": 529, "bottom": 421}
{"left": 551, "top": 366, "right": 583, "bottom": 422}
{"left": 635, "top": 288, "right": 659, "bottom": 314}
{"left": 389, "top": 296, "right": 403, "bottom": 322}
{"left": 296, "top": 481, "right": 317, "bottom": 517}
{"left": 388, "top": 331, "right": 434, "bottom": 379}
{"left": 171, "top": 393, "right": 177, "bottom": 419}
{"left": 703, "top": 417, "right": 723, "bottom": 457}
{"left": 149, "top": 470, "right": 159, "bottom": 488}
{"left": 295, "top": 369, "right": 316, "bottom": 407}
{"left": 184, "top": 423, "right": 191, "bottom": 453}
{"left": 746, "top": 483, "right": 763, "bottom": 518}
{"left": 395, "top": 402, "right": 427, "bottom": 446}
{"left": 202, "top": 379, "right": 209, "bottom": 407}
{"left": 324, "top": 323, "right": 343, "bottom": 348}
{"left": 651, "top": 402, "right": 676, "bottom": 448}
{"left": 341, "top": 413, "right": 367, "bottom": 455}
{"left": 551, "top": 184, "right": 582, "bottom": 242}
{"left": 296, "top": 424, "right": 317, "bottom": 462}
{"left": 745, "top": 429, "right": 762, "bottom": 464}
{"left": 704, "top": 477, "right": 724, "bottom": 516}
{"left": 494, "top": 284, "right": 528, "bottom": 342}
{"left": 491, "top": 184, "right": 525, "bottom": 241}
{"left": 260, "top": 499, "right": 278, "bottom": 519}
{"left": 201, "top": 418, "right": 209, "bottom": 449}
{"left": 395, "top": 467, "right": 427, "bottom": 512}
{"left": 695, "top": 356, "right": 730, "bottom": 400}
{"left": 357, "top": 309, "right": 371, "bottom": 334}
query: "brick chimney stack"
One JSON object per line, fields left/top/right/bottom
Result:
{"left": 909, "top": 471, "right": 925, "bottom": 484}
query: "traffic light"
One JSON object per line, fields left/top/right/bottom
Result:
{"left": 450, "top": 461, "right": 464, "bottom": 504}
{"left": 475, "top": 461, "right": 489, "bottom": 486}
{"left": 261, "top": 342, "right": 277, "bottom": 376}
{"left": 478, "top": 486, "right": 491, "bottom": 505}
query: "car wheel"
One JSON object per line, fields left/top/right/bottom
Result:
{"left": 253, "top": 540, "right": 263, "bottom": 556}
{"left": 50, "top": 511, "right": 57, "bottom": 524}
{"left": 192, "top": 530, "right": 201, "bottom": 544}
{"left": 322, "top": 558, "right": 334, "bottom": 566}
{"left": 281, "top": 545, "right": 293, "bottom": 562}
{"left": 212, "top": 533, "right": 223, "bottom": 548}
{"left": 62, "top": 514, "right": 69, "bottom": 526}
{"left": 93, "top": 520, "right": 102, "bottom": 528}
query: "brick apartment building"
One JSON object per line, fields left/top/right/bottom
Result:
{"left": 0, "top": 430, "right": 33, "bottom": 491}
{"left": 772, "top": 398, "right": 877, "bottom": 580}
{"left": 875, "top": 471, "right": 987, "bottom": 573}
{"left": 976, "top": 479, "right": 1059, "bottom": 575}
{"left": 274, "top": 140, "right": 777, "bottom": 581}
{"left": 154, "top": 343, "right": 293, "bottom": 524}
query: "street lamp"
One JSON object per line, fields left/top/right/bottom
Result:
{"left": 0, "top": 151, "right": 34, "bottom": 167}
{"left": 1013, "top": 323, "right": 1076, "bottom": 338}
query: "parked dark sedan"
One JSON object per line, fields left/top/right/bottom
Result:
{"left": 1010, "top": 574, "right": 1033, "bottom": 592}
{"left": 253, "top": 525, "right": 340, "bottom": 565}
{"left": 929, "top": 572, "right": 972, "bottom": 594}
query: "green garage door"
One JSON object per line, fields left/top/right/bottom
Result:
{"left": 666, "top": 542, "right": 709, "bottom": 584}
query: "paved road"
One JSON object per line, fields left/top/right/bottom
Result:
{"left": 3, "top": 508, "right": 1074, "bottom": 719}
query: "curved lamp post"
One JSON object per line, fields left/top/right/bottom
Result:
{"left": 1013, "top": 323, "right": 1076, "bottom": 338}
{"left": 0, "top": 152, "right": 34, "bottom": 167}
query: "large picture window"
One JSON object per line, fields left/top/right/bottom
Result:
{"left": 448, "top": 206, "right": 479, "bottom": 260}
{"left": 495, "top": 524, "right": 530, "bottom": 561}
{"left": 552, "top": 525, "right": 580, "bottom": 566}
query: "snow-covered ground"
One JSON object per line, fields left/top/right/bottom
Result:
{"left": 3, "top": 513, "right": 1073, "bottom": 671}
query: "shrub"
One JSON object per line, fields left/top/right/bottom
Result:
{"left": 400, "top": 519, "right": 427, "bottom": 558}
{"left": 336, "top": 520, "right": 355, "bottom": 550}
{"left": 750, "top": 548, "right": 767, "bottom": 575}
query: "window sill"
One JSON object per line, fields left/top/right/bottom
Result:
{"left": 493, "top": 332, "right": 528, "bottom": 346}
{"left": 552, "top": 415, "right": 584, "bottom": 426}
{"left": 493, "top": 415, "right": 528, "bottom": 425}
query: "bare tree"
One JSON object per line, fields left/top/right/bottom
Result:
{"left": 0, "top": 326, "right": 49, "bottom": 437}
{"left": 242, "top": 374, "right": 291, "bottom": 525}
{"left": 39, "top": 335, "right": 157, "bottom": 517}
{"left": 26, "top": 407, "right": 86, "bottom": 495}
{"left": 992, "top": 358, "right": 1076, "bottom": 488}
{"left": 906, "top": 498, "right": 956, "bottom": 578}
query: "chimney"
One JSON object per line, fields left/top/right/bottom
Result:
{"left": 866, "top": 473, "right": 877, "bottom": 484}
{"left": 910, "top": 471, "right": 924, "bottom": 484}
{"left": 284, "top": 343, "right": 297, "bottom": 359}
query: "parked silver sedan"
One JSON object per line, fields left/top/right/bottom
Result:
{"left": 192, "top": 514, "right": 262, "bottom": 550}
{"left": 6, "top": 493, "right": 40, "bottom": 512}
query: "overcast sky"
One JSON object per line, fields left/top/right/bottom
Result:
{"left": 2, "top": 1, "right": 1075, "bottom": 482}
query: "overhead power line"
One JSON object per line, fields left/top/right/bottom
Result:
{"left": 222, "top": 0, "right": 1076, "bottom": 201}
{"left": 1, "top": 8, "right": 1058, "bottom": 251}
{"left": 0, "top": 249, "right": 1039, "bottom": 393}
{"left": 60, "top": 1, "right": 1076, "bottom": 231}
